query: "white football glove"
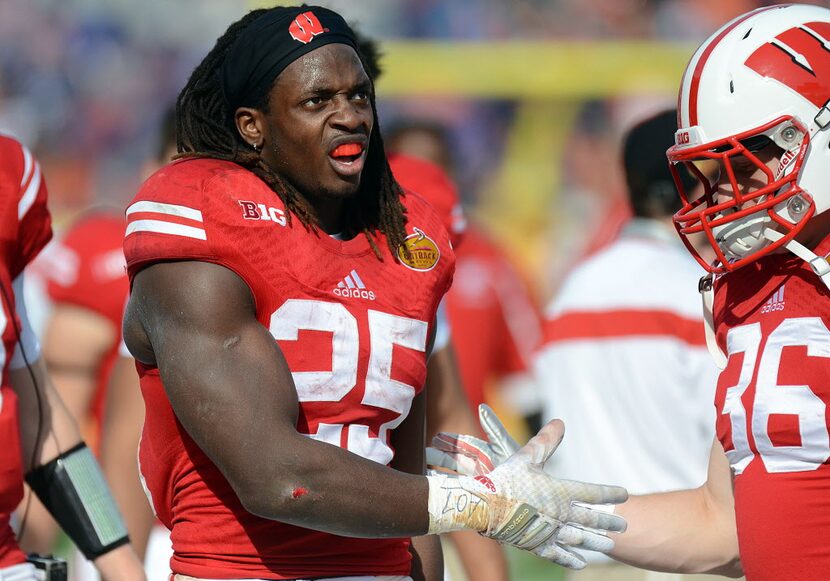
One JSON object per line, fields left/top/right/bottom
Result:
{"left": 426, "top": 414, "right": 628, "bottom": 570}
{"left": 427, "top": 403, "right": 520, "bottom": 476}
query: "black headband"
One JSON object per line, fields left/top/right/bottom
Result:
{"left": 221, "top": 5, "right": 359, "bottom": 112}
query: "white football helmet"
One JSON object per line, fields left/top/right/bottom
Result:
{"left": 669, "top": 4, "right": 830, "bottom": 277}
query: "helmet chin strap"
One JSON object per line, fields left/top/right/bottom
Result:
{"left": 698, "top": 273, "right": 727, "bottom": 370}
{"left": 698, "top": 226, "right": 830, "bottom": 371}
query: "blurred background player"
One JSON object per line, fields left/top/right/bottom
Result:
{"left": 19, "top": 108, "right": 176, "bottom": 581}
{"left": 0, "top": 133, "right": 145, "bottom": 579}
{"left": 533, "top": 109, "right": 718, "bottom": 580}
{"left": 387, "top": 121, "right": 545, "bottom": 437}
{"left": 388, "top": 152, "right": 509, "bottom": 581}
{"left": 367, "top": 27, "right": 535, "bottom": 577}
{"left": 18, "top": 212, "right": 128, "bottom": 558}
{"left": 99, "top": 108, "right": 178, "bottom": 581}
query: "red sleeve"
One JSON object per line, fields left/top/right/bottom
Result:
{"left": 2, "top": 137, "right": 52, "bottom": 278}
{"left": 124, "top": 159, "right": 262, "bottom": 295}
{"left": 492, "top": 256, "right": 543, "bottom": 376}
{"left": 47, "top": 213, "right": 128, "bottom": 327}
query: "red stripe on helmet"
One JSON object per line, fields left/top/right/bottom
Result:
{"left": 688, "top": 6, "right": 782, "bottom": 126}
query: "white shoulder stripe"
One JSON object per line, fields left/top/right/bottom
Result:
{"left": 20, "top": 146, "right": 33, "bottom": 188}
{"left": 126, "top": 219, "right": 207, "bottom": 240}
{"left": 126, "top": 201, "right": 203, "bottom": 222}
{"left": 18, "top": 162, "right": 41, "bottom": 220}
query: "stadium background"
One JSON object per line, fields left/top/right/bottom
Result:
{"left": 1, "top": 0, "right": 824, "bottom": 578}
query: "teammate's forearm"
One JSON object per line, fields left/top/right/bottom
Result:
{"left": 612, "top": 490, "right": 742, "bottom": 576}
{"left": 10, "top": 360, "right": 83, "bottom": 470}
{"left": 409, "top": 533, "right": 443, "bottom": 581}
{"left": 448, "top": 530, "right": 509, "bottom": 581}
{"left": 93, "top": 544, "right": 146, "bottom": 581}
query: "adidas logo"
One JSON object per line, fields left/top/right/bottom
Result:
{"left": 760, "top": 284, "right": 785, "bottom": 314}
{"left": 333, "top": 269, "right": 376, "bottom": 300}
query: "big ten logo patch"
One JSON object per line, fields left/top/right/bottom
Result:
{"left": 239, "top": 201, "right": 287, "bottom": 226}
{"left": 289, "top": 11, "right": 326, "bottom": 44}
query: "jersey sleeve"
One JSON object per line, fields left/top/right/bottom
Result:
{"left": 9, "top": 273, "right": 41, "bottom": 369}
{"left": 7, "top": 139, "right": 51, "bottom": 278}
{"left": 47, "top": 215, "right": 128, "bottom": 327}
{"left": 123, "top": 161, "right": 260, "bottom": 294}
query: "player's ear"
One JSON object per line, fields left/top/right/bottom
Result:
{"left": 234, "top": 107, "right": 264, "bottom": 150}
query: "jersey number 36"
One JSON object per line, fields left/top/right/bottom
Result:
{"left": 722, "top": 317, "right": 830, "bottom": 474}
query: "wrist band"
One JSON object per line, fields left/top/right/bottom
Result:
{"left": 426, "top": 473, "right": 489, "bottom": 534}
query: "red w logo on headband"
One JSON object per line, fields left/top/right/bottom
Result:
{"left": 289, "top": 11, "right": 326, "bottom": 44}
{"left": 745, "top": 22, "right": 830, "bottom": 108}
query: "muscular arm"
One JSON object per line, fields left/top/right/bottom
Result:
{"left": 126, "top": 261, "right": 429, "bottom": 537}
{"left": 426, "top": 344, "right": 509, "bottom": 581}
{"left": 610, "top": 438, "right": 742, "bottom": 576}
{"left": 101, "top": 355, "right": 154, "bottom": 559}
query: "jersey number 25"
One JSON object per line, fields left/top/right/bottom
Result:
{"left": 270, "top": 299, "right": 428, "bottom": 466}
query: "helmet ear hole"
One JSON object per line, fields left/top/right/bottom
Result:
{"left": 772, "top": 125, "right": 802, "bottom": 150}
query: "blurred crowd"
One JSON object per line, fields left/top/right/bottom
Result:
{"left": 0, "top": 1, "right": 809, "bottom": 221}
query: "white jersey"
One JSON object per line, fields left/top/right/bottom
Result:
{"left": 536, "top": 220, "right": 716, "bottom": 559}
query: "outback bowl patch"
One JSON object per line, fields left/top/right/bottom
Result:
{"left": 398, "top": 227, "right": 440, "bottom": 271}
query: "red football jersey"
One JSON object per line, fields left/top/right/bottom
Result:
{"left": 124, "top": 158, "right": 454, "bottom": 578}
{"left": 46, "top": 212, "right": 128, "bottom": 442}
{"left": 445, "top": 226, "right": 542, "bottom": 411}
{"left": 0, "top": 135, "right": 51, "bottom": 568}
{"left": 713, "top": 234, "right": 830, "bottom": 580}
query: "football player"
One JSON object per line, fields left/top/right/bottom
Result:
{"left": 429, "top": 4, "right": 830, "bottom": 579}
{"left": 0, "top": 134, "right": 145, "bottom": 579}
{"left": 122, "top": 5, "right": 627, "bottom": 579}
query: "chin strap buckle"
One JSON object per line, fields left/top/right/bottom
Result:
{"left": 815, "top": 99, "right": 830, "bottom": 129}
{"left": 807, "top": 255, "right": 830, "bottom": 290}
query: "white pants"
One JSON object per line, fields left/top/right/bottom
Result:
{"left": 145, "top": 524, "right": 174, "bottom": 581}
{"left": 170, "top": 574, "right": 412, "bottom": 581}
{"left": 0, "top": 563, "right": 38, "bottom": 581}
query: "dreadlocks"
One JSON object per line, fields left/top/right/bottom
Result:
{"left": 175, "top": 8, "right": 407, "bottom": 261}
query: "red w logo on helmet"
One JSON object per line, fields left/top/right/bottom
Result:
{"left": 745, "top": 22, "right": 830, "bottom": 107}
{"left": 289, "top": 11, "right": 326, "bottom": 44}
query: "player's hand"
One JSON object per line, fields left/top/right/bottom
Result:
{"left": 427, "top": 404, "right": 520, "bottom": 476}
{"left": 427, "top": 419, "right": 628, "bottom": 569}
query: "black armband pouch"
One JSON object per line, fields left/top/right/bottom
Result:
{"left": 25, "top": 443, "right": 130, "bottom": 560}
